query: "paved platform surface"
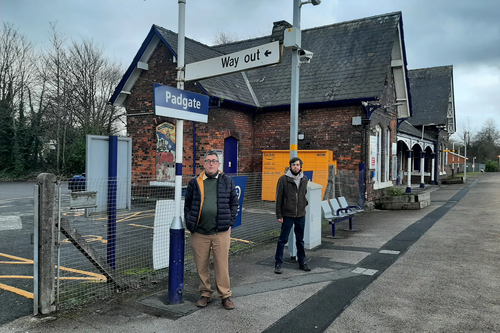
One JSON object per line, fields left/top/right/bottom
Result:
{"left": 2, "top": 173, "right": 499, "bottom": 333}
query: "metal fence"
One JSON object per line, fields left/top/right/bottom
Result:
{"left": 52, "top": 171, "right": 329, "bottom": 310}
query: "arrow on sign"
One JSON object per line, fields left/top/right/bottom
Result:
{"left": 265, "top": 50, "right": 272, "bottom": 57}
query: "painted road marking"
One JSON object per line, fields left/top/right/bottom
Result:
{"left": 0, "top": 253, "right": 107, "bottom": 299}
{"left": 128, "top": 223, "right": 154, "bottom": 229}
{"left": 61, "top": 235, "right": 107, "bottom": 244}
{"left": 352, "top": 267, "right": 378, "bottom": 276}
{"left": 379, "top": 250, "right": 401, "bottom": 255}
{"left": 0, "top": 282, "right": 34, "bottom": 299}
{"left": 0, "top": 215, "right": 22, "bottom": 231}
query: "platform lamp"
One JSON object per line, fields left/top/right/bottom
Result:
{"left": 287, "top": 0, "right": 321, "bottom": 263}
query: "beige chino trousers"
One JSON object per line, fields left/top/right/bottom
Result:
{"left": 190, "top": 230, "right": 232, "bottom": 299}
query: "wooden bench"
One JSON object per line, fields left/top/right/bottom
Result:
{"left": 321, "top": 200, "right": 356, "bottom": 238}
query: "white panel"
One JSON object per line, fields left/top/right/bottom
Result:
{"left": 86, "top": 135, "right": 132, "bottom": 214}
{"left": 152, "top": 199, "right": 185, "bottom": 270}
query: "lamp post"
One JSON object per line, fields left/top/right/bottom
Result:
{"left": 456, "top": 145, "right": 462, "bottom": 173}
{"left": 289, "top": 0, "right": 320, "bottom": 159}
{"left": 288, "top": 0, "right": 320, "bottom": 262}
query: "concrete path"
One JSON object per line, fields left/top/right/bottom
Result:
{"left": 2, "top": 173, "right": 499, "bottom": 333}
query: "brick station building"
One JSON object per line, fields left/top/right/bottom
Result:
{"left": 109, "top": 12, "right": 440, "bottom": 206}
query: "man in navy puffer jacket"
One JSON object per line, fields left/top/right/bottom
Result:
{"left": 184, "top": 150, "right": 239, "bottom": 310}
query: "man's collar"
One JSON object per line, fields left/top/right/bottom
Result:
{"left": 203, "top": 170, "right": 220, "bottom": 180}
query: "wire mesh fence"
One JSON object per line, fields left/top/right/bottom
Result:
{"left": 55, "top": 171, "right": 332, "bottom": 310}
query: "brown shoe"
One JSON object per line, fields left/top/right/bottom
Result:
{"left": 222, "top": 297, "right": 235, "bottom": 310}
{"left": 196, "top": 296, "right": 211, "bottom": 308}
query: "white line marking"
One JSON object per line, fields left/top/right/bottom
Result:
{"left": 352, "top": 267, "right": 379, "bottom": 276}
{"left": 379, "top": 250, "right": 400, "bottom": 255}
{"left": 0, "top": 216, "right": 22, "bottom": 231}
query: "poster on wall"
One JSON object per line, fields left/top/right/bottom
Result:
{"left": 156, "top": 122, "right": 176, "bottom": 182}
{"left": 369, "top": 135, "right": 378, "bottom": 169}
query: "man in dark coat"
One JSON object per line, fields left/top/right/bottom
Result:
{"left": 274, "top": 157, "right": 311, "bottom": 274}
{"left": 184, "top": 150, "right": 239, "bottom": 310}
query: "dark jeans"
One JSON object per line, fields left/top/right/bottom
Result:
{"left": 275, "top": 216, "right": 306, "bottom": 266}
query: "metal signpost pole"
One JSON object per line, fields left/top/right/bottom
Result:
{"left": 168, "top": 0, "right": 186, "bottom": 305}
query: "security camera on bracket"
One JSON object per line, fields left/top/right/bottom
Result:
{"left": 298, "top": 49, "right": 313, "bottom": 64}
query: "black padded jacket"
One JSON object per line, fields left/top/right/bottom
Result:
{"left": 184, "top": 171, "right": 239, "bottom": 234}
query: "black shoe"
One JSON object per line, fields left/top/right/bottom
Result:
{"left": 274, "top": 265, "right": 282, "bottom": 274}
{"left": 299, "top": 263, "right": 311, "bottom": 271}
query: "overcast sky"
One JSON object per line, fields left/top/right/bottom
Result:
{"left": 2, "top": 0, "right": 499, "bottom": 141}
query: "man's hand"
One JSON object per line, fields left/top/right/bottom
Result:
{"left": 278, "top": 218, "right": 283, "bottom": 223}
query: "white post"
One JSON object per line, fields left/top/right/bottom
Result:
{"left": 168, "top": 0, "right": 186, "bottom": 305}
{"left": 406, "top": 150, "right": 412, "bottom": 193}
{"left": 398, "top": 150, "right": 404, "bottom": 185}
{"left": 430, "top": 153, "right": 436, "bottom": 184}
{"left": 419, "top": 152, "right": 425, "bottom": 188}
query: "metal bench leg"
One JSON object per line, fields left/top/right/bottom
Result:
{"left": 326, "top": 221, "right": 343, "bottom": 239}
{"left": 342, "top": 217, "right": 360, "bottom": 232}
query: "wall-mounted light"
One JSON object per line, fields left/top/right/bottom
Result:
{"left": 298, "top": 132, "right": 305, "bottom": 140}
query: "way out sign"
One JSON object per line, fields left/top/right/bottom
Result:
{"left": 185, "top": 41, "right": 281, "bottom": 81}
{"left": 153, "top": 84, "right": 209, "bottom": 123}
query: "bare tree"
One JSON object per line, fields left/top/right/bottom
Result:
{"left": 469, "top": 118, "right": 500, "bottom": 163}
{"left": 0, "top": 23, "right": 37, "bottom": 174}
{"left": 212, "top": 29, "right": 239, "bottom": 45}
{"left": 455, "top": 116, "right": 477, "bottom": 145}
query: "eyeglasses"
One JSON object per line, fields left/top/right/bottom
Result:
{"left": 205, "top": 159, "right": 219, "bottom": 164}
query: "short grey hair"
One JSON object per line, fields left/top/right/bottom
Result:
{"left": 204, "top": 150, "right": 219, "bottom": 160}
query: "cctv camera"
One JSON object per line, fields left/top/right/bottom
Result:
{"left": 311, "top": 0, "right": 321, "bottom": 5}
{"left": 298, "top": 49, "right": 313, "bottom": 63}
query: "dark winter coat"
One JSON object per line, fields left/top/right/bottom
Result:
{"left": 184, "top": 171, "right": 239, "bottom": 234}
{"left": 275, "top": 172, "right": 309, "bottom": 219}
